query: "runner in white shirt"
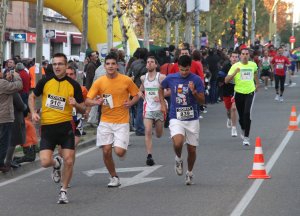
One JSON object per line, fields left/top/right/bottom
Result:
{"left": 140, "top": 56, "right": 168, "bottom": 166}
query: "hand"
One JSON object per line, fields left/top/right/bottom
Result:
{"left": 69, "top": 97, "right": 77, "bottom": 106}
{"left": 255, "top": 84, "right": 259, "bottom": 92}
{"left": 95, "top": 97, "right": 104, "bottom": 105}
{"left": 161, "top": 102, "right": 167, "bottom": 116}
{"left": 188, "top": 81, "right": 195, "bottom": 92}
{"left": 124, "top": 100, "right": 132, "bottom": 109}
{"left": 154, "top": 96, "right": 160, "bottom": 102}
{"left": 31, "top": 112, "right": 40, "bottom": 122}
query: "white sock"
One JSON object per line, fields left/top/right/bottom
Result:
{"left": 175, "top": 155, "right": 182, "bottom": 162}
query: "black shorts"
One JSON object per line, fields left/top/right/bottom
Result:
{"left": 40, "top": 121, "right": 75, "bottom": 151}
{"left": 260, "top": 69, "right": 270, "bottom": 78}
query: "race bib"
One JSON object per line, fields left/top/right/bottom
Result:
{"left": 103, "top": 94, "right": 114, "bottom": 109}
{"left": 45, "top": 94, "right": 66, "bottom": 111}
{"left": 276, "top": 64, "right": 284, "bottom": 69}
{"left": 240, "top": 69, "right": 253, "bottom": 81}
{"left": 176, "top": 106, "right": 194, "bottom": 120}
{"left": 145, "top": 88, "right": 159, "bottom": 101}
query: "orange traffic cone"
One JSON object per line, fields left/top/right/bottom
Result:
{"left": 287, "top": 106, "right": 300, "bottom": 131}
{"left": 248, "top": 137, "right": 271, "bottom": 179}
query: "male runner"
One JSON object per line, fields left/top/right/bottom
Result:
{"left": 271, "top": 47, "right": 291, "bottom": 102}
{"left": 140, "top": 56, "right": 167, "bottom": 166}
{"left": 160, "top": 55, "right": 205, "bottom": 185}
{"left": 29, "top": 53, "right": 85, "bottom": 204}
{"left": 225, "top": 48, "right": 259, "bottom": 146}
{"left": 85, "top": 53, "right": 140, "bottom": 187}
{"left": 218, "top": 51, "right": 239, "bottom": 137}
{"left": 260, "top": 50, "right": 272, "bottom": 90}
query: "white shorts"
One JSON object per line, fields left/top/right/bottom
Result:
{"left": 96, "top": 122, "right": 130, "bottom": 150}
{"left": 169, "top": 119, "right": 200, "bottom": 146}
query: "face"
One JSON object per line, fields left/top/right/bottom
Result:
{"left": 264, "top": 51, "right": 268, "bottom": 56}
{"left": 90, "top": 52, "right": 99, "bottom": 62}
{"left": 240, "top": 50, "right": 249, "bottom": 62}
{"left": 146, "top": 58, "right": 157, "bottom": 72}
{"left": 278, "top": 48, "right": 283, "bottom": 56}
{"left": 178, "top": 65, "right": 191, "bottom": 77}
{"left": 7, "top": 60, "right": 14, "bottom": 68}
{"left": 104, "top": 58, "right": 118, "bottom": 75}
{"left": 180, "top": 49, "right": 190, "bottom": 56}
{"left": 52, "top": 57, "right": 67, "bottom": 78}
{"left": 66, "top": 68, "right": 76, "bottom": 80}
{"left": 230, "top": 53, "right": 239, "bottom": 64}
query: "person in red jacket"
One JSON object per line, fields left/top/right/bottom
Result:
{"left": 169, "top": 48, "right": 204, "bottom": 82}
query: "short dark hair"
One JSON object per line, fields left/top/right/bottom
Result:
{"left": 67, "top": 66, "right": 76, "bottom": 75}
{"left": 147, "top": 56, "right": 158, "bottom": 64}
{"left": 53, "top": 53, "right": 67, "bottom": 64}
{"left": 105, "top": 52, "right": 118, "bottom": 63}
{"left": 178, "top": 55, "right": 192, "bottom": 67}
{"left": 230, "top": 51, "right": 239, "bottom": 57}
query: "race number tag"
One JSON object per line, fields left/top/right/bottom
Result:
{"left": 103, "top": 94, "right": 114, "bottom": 109}
{"left": 276, "top": 64, "right": 284, "bottom": 69}
{"left": 240, "top": 69, "right": 253, "bottom": 81}
{"left": 145, "top": 87, "right": 159, "bottom": 101}
{"left": 176, "top": 107, "right": 194, "bottom": 120}
{"left": 45, "top": 94, "right": 66, "bottom": 110}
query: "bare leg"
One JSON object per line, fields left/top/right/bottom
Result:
{"left": 172, "top": 134, "right": 185, "bottom": 158}
{"left": 186, "top": 144, "right": 196, "bottom": 172}
{"left": 60, "top": 149, "right": 75, "bottom": 190}
{"left": 102, "top": 144, "right": 117, "bottom": 177}
{"left": 231, "top": 102, "right": 237, "bottom": 127}
{"left": 144, "top": 119, "right": 153, "bottom": 154}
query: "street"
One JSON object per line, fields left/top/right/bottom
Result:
{"left": 1, "top": 75, "right": 300, "bottom": 216}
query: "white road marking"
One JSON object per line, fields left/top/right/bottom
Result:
{"left": 83, "top": 165, "right": 163, "bottom": 188}
{"left": 0, "top": 146, "right": 98, "bottom": 188}
{"left": 230, "top": 115, "right": 300, "bottom": 216}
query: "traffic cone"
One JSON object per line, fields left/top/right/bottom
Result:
{"left": 287, "top": 106, "right": 300, "bottom": 131}
{"left": 248, "top": 137, "right": 271, "bottom": 179}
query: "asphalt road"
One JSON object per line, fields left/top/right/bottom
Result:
{"left": 1, "top": 74, "right": 300, "bottom": 216}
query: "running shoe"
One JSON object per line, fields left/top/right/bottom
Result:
{"left": 52, "top": 156, "right": 63, "bottom": 183}
{"left": 226, "top": 119, "right": 232, "bottom": 128}
{"left": 274, "top": 94, "right": 280, "bottom": 101}
{"left": 231, "top": 127, "right": 237, "bottom": 137}
{"left": 175, "top": 158, "right": 183, "bottom": 176}
{"left": 279, "top": 96, "right": 284, "bottom": 102}
{"left": 185, "top": 171, "right": 194, "bottom": 185}
{"left": 108, "top": 176, "right": 121, "bottom": 187}
{"left": 146, "top": 155, "right": 155, "bottom": 166}
{"left": 264, "top": 86, "right": 268, "bottom": 90}
{"left": 57, "top": 190, "right": 69, "bottom": 204}
{"left": 243, "top": 137, "right": 250, "bottom": 146}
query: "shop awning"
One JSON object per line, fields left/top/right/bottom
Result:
{"left": 71, "top": 34, "right": 82, "bottom": 45}
{"left": 51, "top": 32, "right": 67, "bottom": 43}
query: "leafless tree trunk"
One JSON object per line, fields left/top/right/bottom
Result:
{"left": 184, "top": 13, "right": 192, "bottom": 45}
{"left": 36, "top": 0, "right": 44, "bottom": 83}
{"left": 165, "top": 2, "right": 171, "bottom": 47}
{"left": 116, "top": 0, "right": 128, "bottom": 55}
{"left": 0, "top": 0, "right": 8, "bottom": 64}
{"left": 143, "top": 0, "right": 152, "bottom": 50}
{"left": 107, "top": 0, "right": 114, "bottom": 51}
{"left": 80, "top": 0, "right": 88, "bottom": 55}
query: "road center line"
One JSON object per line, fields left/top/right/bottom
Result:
{"left": 230, "top": 115, "right": 300, "bottom": 216}
{"left": 0, "top": 146, "right": 98, "bottom": 188}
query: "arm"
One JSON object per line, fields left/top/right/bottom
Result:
{"left": 69, "top": 97, "right": 86, "bottom": 114}
{"left": 85, "top": 97, "right": 104, "bottom": 107}
{"left": 13, "top": 93, "right": 27, "bottom": 112}
{"left": 124, "top": 94, "right": 140, "bottom": 108}
{"left": 28, "top": 92, "right": 40, "bottom": 122}
{"left": 139, "top": 75, "right": 145, "bottom": 92}
{"left": 0, "top": 73, "right": 23, "bottom": 94}
{"left": 159, "top": 86, "right": 167, "bottom": 116}
{"left": 225, "top": 67, "right": 239, "bottom": 84}
{"left": 254, "top": 70, "right": 259, "bottom": 91}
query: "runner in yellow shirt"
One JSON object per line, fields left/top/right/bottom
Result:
{"left": 85, "top": 53, "right": 140, "bottom": 187}
{"left": 225, "top": 48, "right": 259, "bottom": 146}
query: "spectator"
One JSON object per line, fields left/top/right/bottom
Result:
{"left": 85, "top": 51, "right": 99, "bottom": 90}
{"left": 15, "top": 62, "right": 30, "bottom": 112}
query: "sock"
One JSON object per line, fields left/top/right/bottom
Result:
{"left": 175, "top": 155, "right": 182, "bottom": 162}
{"left": 60, "top": 188, "right": 67, "bottom": 192}
{"left": 187, "top": 171, "right": 193, "bottom": 176}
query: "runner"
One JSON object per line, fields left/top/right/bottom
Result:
{"left": 85, "top": 53, "right": 140, "bottom": 187}
{"left": 28, "top": 53, "right": 86, "bottom": 204}
{"left": 218, "top": 51, "right": 239, "bottom": 137}
{"left": 140, "top": 56, "right": 168, "bottom": 166}
{"left": 160, "top": 55, "right": 205, "bottom": 185}
{"left": 271, "top": 47, "right": 291, "bottom": 102}
{"left": 259, "top": 50, "right": 272, "bottom": 90}
{"left": 225, "top": 48, "right": 259, "bottom": 146}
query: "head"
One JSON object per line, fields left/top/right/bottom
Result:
{"left": 104, "top": 52, "right": 119, "bottom": 76}
{"left": 180, "top": 48, "right": 190, "bottom": 57}
{"left": 66, "top": 66, "right": 77, "bottom": 80}
{"left": 230, "top": 51, "right": 239, "bottom": 65}
{"left": 178, "top": 55, "right": 192, "bottom": 77}
{"left": 240, "top": 48, "right": 250, "bottom": 64}
{"left": 263, "top": 50, "right": 269, "bottom": 57}
{"left": 192, "top": 49, "right": 202, "bottom": 61}
{"left": 277, "top": 47, "right": 284, "bottom": 56}
{"left": 42, "top": 60, "right": 49, "bottom": 69}
{"left": 7, "top": 59, "right": 15, "bottom": 69}
{"left": 146, "top": 56, "right": 158, "bottom": 72}
{"left": 15, "top": 62, "right": 25, "bottom": 72}
{"left": 88, "top": 51, "right": 99, "bottom": 63}
{"left": 52, "top": 53, "right": 68, "bottom": 79}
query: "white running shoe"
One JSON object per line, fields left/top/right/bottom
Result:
{"left": 108, "top": 176, "right": 121, "bottom": 187}
{"left": 279, "top": 96, "right": 284, "bottom": 102}
{"left": 264, "top": 86, "right": 268, "bottom": 90}
{"left": 57, "top": 190, "right": 69, "bottom": 204}
{"left": 274, "top": 94, "right": 280, "bottom": 101}
{"left": 185, "top": 171, "right": 194, "bottom": 185}
{"left": 243, "top": 137, "right": 250, "bottom": 146}
{"left": 52, "top": 156, "right": 63, "bottom": 183}
{"left": 231, "top": 127, "right": 237, "bottom": 137}
{"left": 226, "top": 119, "right": 232, "bottom": 128}
{"left": 175, "top": 158, "right": 183, "bottom": 176}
